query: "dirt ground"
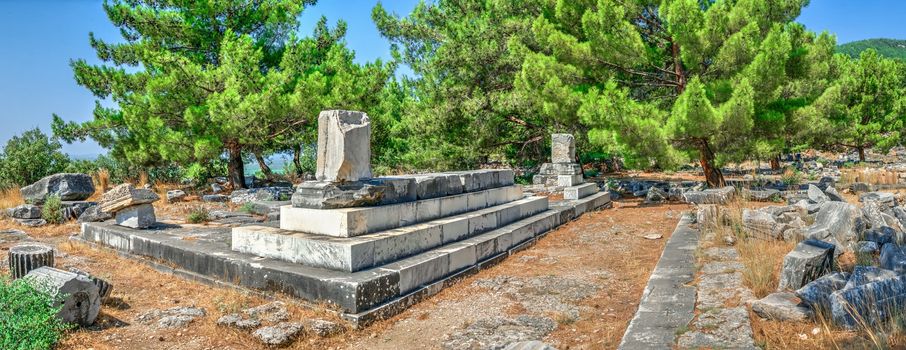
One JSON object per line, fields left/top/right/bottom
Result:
{"left": 0, "top": 198, "right": 690, "bottom": 350}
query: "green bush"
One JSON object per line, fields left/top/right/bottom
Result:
{"left": 0, "top": 276, "right": 72, "bottom": 349}
{"left": 41, "top": 195, "right": 64, "bottom": 225}
{"left": 0, "top": 128, "right": 70, "bottom": 190}
{"left": 584, "top": 169, "right": 600, "bottom": 178}
{"left": 239, "top": 202, "right": 256, "bottom": 214}
{"left": 187, "top": 207, "right": 210, "bottom": 224}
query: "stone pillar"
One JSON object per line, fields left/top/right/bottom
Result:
{"left": 551, "top": 133, "right": 575, "bottom": 163}
{"left": 8, "top": 243, "right": 54, "bottom": 279}
{"left": 315, "top": 110, "right": 372, "bottom": 182}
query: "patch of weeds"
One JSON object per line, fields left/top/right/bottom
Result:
{"left": 553, "top": 312, "right": 576, "bottom": 325}
{"left": 0, "top": 276, "right": 73, "bottom": 349}
{"left": 675, "top": 324, "right": 690, "bottom": 336}
{"left": 186, "top": 207, "right": 210, "bottom": 224}
{"left": 41, "top": 195, "right": 64, "bottom": 224}
{"left": 239, "top": 202, "right": 256, "bottom": 214}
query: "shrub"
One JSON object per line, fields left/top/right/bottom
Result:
{"left": 239, "top": 202, "right": 256, "bottom": 214}
{"left": 0, "top": 276, "right": 72, "bottom": 349}
{"left": 780, "top": 168, "right": 801, "bottom": 187}
{"left": 41, "top": 195, "right": 64, "bottom": 225}
{"left": 187, "top": 207, "right": 210, "bottom": 224}
{"left": 0, "top": 128, "right": 70, "bottom": 190}
{"left": 584, "top": 169, "right": 600, "bottom": 178}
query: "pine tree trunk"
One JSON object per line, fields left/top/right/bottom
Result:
{"left": 858, "top": 146, "right": 866, "bottom": 162}
{"left": 770, "top": 155, "right": 780, "bottom": 171}
{"left": 254, "top": 152, "right": 273, "bottom": 179}
{"left": 698, "top": 140, "right": 725, "bottom": 188}
{"left": 293, "top": 144, "right": 304, "bottom": 176}
{"left": 228, "top": 143, "right": 246, "bottom": 189}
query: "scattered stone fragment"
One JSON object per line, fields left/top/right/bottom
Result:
{"left": 856, "top": 241, "right": 880, "bottom": 255}
{"left": 796, "top": 271, "right": 850, "bottom": 313}
{"left": 864, "top": 227, "right": 896, "bottom": 245}
{"left": 742, "top": 208, "right": 781, "bottom": 240}
{"left": 230, "top": 187, "right": 293, "bottom": 204}
{"left": 804, "top": 201, "right": 861, "bottom": 251}
{"left": 824, "top": 187, "right": 844, "bottom": 202}
{"left": 6, "top": 204, "right": 42, "bottom": 219}
{"left": 243, "top": 301, "right": 289, "bottom": 323}
{"left": 306, "top": 319, "right": 344, "bottom": 337}
{"left": 77, "top": 205, "right": 113, "bottom": 223}
{"left": 138, "top": 307, "right": 206, "bottom": 329}
{"left": 744, "top": 188, "right": 780, "bottom": 202}
{"left": 750, "top": 292, "right": 813, "bottom": 321}
{"left": 217, "top": 314, "right": 261, "bottom": 329}
{"left": 100, "top": 184, "right": 160, "bottom": 213}
{"left": 20, "top": 173, "right": 95, "bottom": 204}
{"left": 15, "top": 218, "right": 47, "bottom": 227}
{"left": 8, "top": 242, "right": 55, "bottom": 279}
{"left": 845, "top": 266, "right": 898, "bottom": 290}
{"left": 860, "top": 191, "right": 897, "bottom": 208}
{"left": 644, "top": 187, "right": 667, "bottom": 203}
{"left": 807, "top": 185, "right": 828, "bottom": 204}
{"left": 880, "top": 243, "right": 906, "bottom": 273}
{"left": 202, "top": 194, "right": 229, "bottom": 203}
{"left": 253, "top": 322, "right": 304, "bottom": 346}
{"left": 642, "top": 233, "right": 663, "bottom": 240}
{"left": 24, "top": 267, "right": 100, "bottom": 326}
{"left": 442, "top": 316, "right": 556, "bottom": 350}
{"left": 167, "top": 190, "right": 187, "bottom": 203}
{"left": 503, "top": 341, "right": 558, "bottom": 350}
{"left": 683, "top": 186, "right": 736, "bottom": 205}
{"left": 830, "top": 275, "right": 906, "bottom": 329}
{"left": 778, "top": 239, "right": 836, "bottom": 291}
{"left": 849, "top": 182, "right": 871, "bottom": 193}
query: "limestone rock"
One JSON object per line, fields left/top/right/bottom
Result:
{"left": 15, "top": 218, "right": 47, "bottom": 227}
{"left": 845, "top": 266, "right": 898, "bottom": 290}
{"left": 230, "top": 187, "right": 294, "bottom": 204}
{"left": 217, "top": 313, "right": 260, "bottom": 329}
{"left": 243, "top": 301, "right": 289, "bottom": 323}
{"left": 166, "top": 190, "right": 187, "bottom": 203}
{"left": 750, "top": 292, "right": 813, "bottom": 321}
{"left": 20, "top": 173, "right": 95, "bottom": 204}
{"left": 830, "top": 275, "right": 906, "bottom": 329}
{"left": 804, "top": 201, "right": 861, "bottom": 251}
{"left": 137, "top": 306, "right": 206, "bottom": 329}
{"left": 796, "top": 271, "right": 850, "bottom": 313}
{"left": 253, "top": 322, "right": 304, "bottom": 346}
{"left": 645, "top": 187, "right": 668, "bottom": 203}
{"left": 77, "top": 205, "right": 113, "bottom": 223}
{"left": 24, "top": 267, "right": 100, "bottom": 326}
{"left": 551, "top": 134, "right": 576, "bottom": 163}
{"left": 807, "top": 184, "right": 829, "bottom": 204}
{"left": 778, "top": 239, "right": 836, "bottom": 291}
{"left": 825, "top": 187, "right": 844, "bottom": 202}
{"left": 115, "top": 203, "right": 156, "bottom": 229}
{"left": 306, "top": 319, "right": 344, "bottom": 337}
{"left": 100, "top": 184, "right": 160, "bottom": 213}
{"left": 61, "top": 201, "right": 95, "bottom": 221}
{"left": 6, "top": 204, "right": 41, "bottom": 219}
{"left": 315, "top": 110, "right": 372, "bottom": 182}
{"left": 864, "top": 227, "right": 896, "bottom": 245}
{"left": 201, "top": 194, "right": 229, "bottom": 202}
{"left": 880, "top": 243, "right": 906, "bottom": 273}
{"left": 442, "top": 316, "right": 557, "bottom": 350}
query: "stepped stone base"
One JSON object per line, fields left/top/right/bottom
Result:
{"left": 564, "top": 183, "right": 599, "bottom": 200}
{"left": 77, "top": 192, "right": 611, "bottom": 326}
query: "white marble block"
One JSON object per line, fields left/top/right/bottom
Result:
{"left": 551, "top": 134, "right": 576, "bottom": 163}
{"left": 315, "top": 110, "right": 373, "bottom": 182}
{"left": 115, "top": 203, "right": 156, "bottom": 228}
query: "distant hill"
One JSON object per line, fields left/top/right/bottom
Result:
{"left": 837, "top": 38, "right": 906, "bottom": 60}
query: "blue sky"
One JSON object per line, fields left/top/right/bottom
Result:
{"left": 0, "top": 0, "right": 903, "bottom": 157}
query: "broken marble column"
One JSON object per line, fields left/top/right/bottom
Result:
{"left": 8, "top": 243, "right": 55, "bottom": 279}
{"left": 315, "top": 110, "right": 372, "bottom": 182}
{"left": 551, "top": 133, "right": 576, "bottom": 163}
{"left": 115, "top": 203, "right": 156, "bottom": 229}
{"left": 24, "top": 267, "right": 101, "bottom": 326}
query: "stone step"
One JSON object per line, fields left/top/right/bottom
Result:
{"left": 280, "top": 185, "right": 524, "bottom": 237}
{"left": 232, "top": 196, "right": 550, "bottom": 272}
{"left": 564, "top": 183, "right": 599, "bottom": 200}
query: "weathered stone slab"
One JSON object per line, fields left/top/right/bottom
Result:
{"left": 796, "top": 271, "right": 849, "bottom": 313}
{"left": 291, "top": 177, "right": 415, "bottom": 209}
{"left": 281, "top": 186, "right": 522, "bottom": 237}
{"left": 166, "top": 190, "right": 187, "bottom": 203}
{"left": 78, "top": 205, "right": 113, "bottom": 223}
{"left": 830, "top": 275, "right": 906, "bottom": 329}
{"left": 316, "top": 110, "right": 372, "bottom": 182}
{"left": 230, "top": 187, "right": 293, "bottom": 204}
{"left": 557, "top": 174, "right": 583, "bottom": 187}
{"left": 860, "top": 191, "right": 896, "bottom": 208}
{"left": 115, "top": 203, "right": 156, "bottom": 229}
{"left": 21, "top": 173, "right": 95, "bottom": 204}
{"left": 807, "top": 184, "right": 829, "bottom": 204}
{"left": 750, "top": 292, "right": 812, "bottom": 321}
{"left": 24, "top": 266, "right": 100, "bottom": 326}
{"left": 845, "top": 266, "right": 898, "bottom": 290}
{"left": 6, "top": 204, "right": 42, "bottom": 219}
{"left": 551, "top": 134, "right": 576, "bottom": 163}
{"left": 564, "top": 183, "right": 598, "bottom": 200}
{"left": 805, "top": 201, "right": 861, "bottom": 251}
{"left": 100, "top": 184, "right": 160, "bottom": 213}
{"left": 778, "top": 239, "right": 835, "bottom": 291}
{"left": 742, "top": 208, "right": 780, "bottom": 240}
{"left": 864, "top": 227, "right": 896, "bottom": 245}
{"left": 742, "top": 188, "right": 780, "bottom": 202}
{"left": 683, "top": 186, "right": 735, "bottom": 205}
{"left": 880, "top": 243, "right": 906, "bottom": 273}
{"left": 537, "top": 162, "right": 582, "bottom": 176}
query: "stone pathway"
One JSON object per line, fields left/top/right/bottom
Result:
{"left": 676, "top": 243, "right": 758, "bottom": 348}
{"left": 619, "top": 213, "right": 697, "bottom": 349}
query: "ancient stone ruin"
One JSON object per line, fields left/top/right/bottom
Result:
{"left": 77, "top": 109, "right": 611, "bottom": 325}
{"left": 531, "top": 133, "right": 600, "bottom": 200}
{"left": 6, "top": 173, "right": 97, "bottom": 227}
{"left": 99, "top": 183, "right": 160, "bottom": 229}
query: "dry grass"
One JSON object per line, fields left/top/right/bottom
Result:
{"left": 737, "top": 239, "right": 796, "bottom": 298}
{"left": 0, "top": 188, "right": 23, "bottom": 209}
{"left": 841, "top": 167, "right": 900, "bottom": 186}
{"left": 96, "top": 168, "right": 110, "bottom": 193}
